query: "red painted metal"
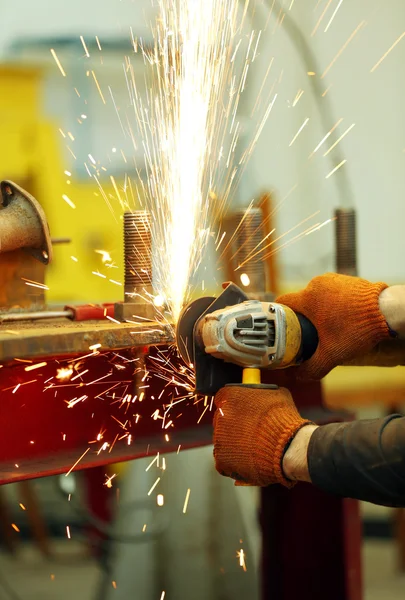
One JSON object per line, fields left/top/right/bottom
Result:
{"left": 0, "top": 347, "right": 212, "bottom": 485}
{"left": 260, "top": 371, "right": 363, "bottom": 600}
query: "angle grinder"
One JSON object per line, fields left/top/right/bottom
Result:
{"left": 176, "top": 282, "right": 318, "bottom": 395}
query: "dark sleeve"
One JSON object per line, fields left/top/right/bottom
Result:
{"left": 308, "top": 415, "right": 405, "bottom": 507}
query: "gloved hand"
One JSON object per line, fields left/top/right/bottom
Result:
{"left": 213, "top": 385, "right": 312, "bottom": 487}
{"left": 276, "top": 273, "right": 393, "bottom": 380}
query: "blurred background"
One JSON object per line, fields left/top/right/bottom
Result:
{"left": 0, "top": 0, "right": 404, "bottom": 599}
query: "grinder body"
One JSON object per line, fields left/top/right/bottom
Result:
{"left": 176, "top": 282, "right": 318, "bottom": 395}
{"left": 197, "top": 300, "right": 303, "bottom": 369}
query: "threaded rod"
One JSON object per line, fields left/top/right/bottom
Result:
{"left": 335, "top": 208, "right": 357, "bottom": 276}
{"left": 123, "top": 211, "right": 153, "bottom": 299}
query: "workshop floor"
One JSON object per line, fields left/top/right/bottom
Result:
{"left": 0, "top": 539, "right": 404, "bottom": 600}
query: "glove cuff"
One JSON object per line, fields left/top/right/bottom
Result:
{"left": 256, "top": 415, "right": 313, "bottom": 488}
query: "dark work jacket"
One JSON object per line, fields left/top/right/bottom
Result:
{"left": 308, "top": 416, "right": 405, "bottom": 507}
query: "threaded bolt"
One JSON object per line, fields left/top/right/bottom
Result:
{"left": 230, "top": 208, "right": 267, "bottom": 294}
{"left": 123, "top": 211, "right": 153, "bottom": 300}
{"left": 335, "top": 208, "right": 357, "bottom": 276}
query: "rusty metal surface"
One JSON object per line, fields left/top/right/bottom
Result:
{"left": 0, "top": 249, "right": 46, "bottom": 311}
{"left": 0, "top": 181, "right": 52, "bottom": 265}
{"left": 0, "top": 319, "right": 174, "bottom": 362}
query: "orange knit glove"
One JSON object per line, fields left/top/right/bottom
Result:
{"left": 276, "top": 273, "right": 393, "bottom": 380}
{"left": 213, "top": 385, "right": 311, "bottom": 487}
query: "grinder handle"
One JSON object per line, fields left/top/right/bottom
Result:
{"left": 242, "top": 367, "right": 261, "bottom": 384}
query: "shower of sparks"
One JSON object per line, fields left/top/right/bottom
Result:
{"left": 325, "top": 159, "right": 346, "bottom": 179}
{"left": 126, "top": 0, "right": 274, "bottom": 322}
{"left": 50, "top": 49, "right": 66, "bottom": 77}
{"left": 370, "top": 31, "right": 405, "bottom": 73}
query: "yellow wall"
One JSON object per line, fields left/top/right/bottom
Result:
{"left": 0, "top": 65, "right": 134, "bottom": 304}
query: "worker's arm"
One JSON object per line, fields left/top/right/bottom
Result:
{"left": 214, "top": 387, "right": 405, "bottom": 507}
{"left": 283, "top": 417, "right": 405, "bottom": 507}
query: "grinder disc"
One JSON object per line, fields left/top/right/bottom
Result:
{"left": 176, "top": 296, "right": 215, "bottom": 365}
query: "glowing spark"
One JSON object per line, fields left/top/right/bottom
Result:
{"left": 24, "top": 362, "right": 47, "bottom": 372}
{"left": 12, "top": 384, "right": 21, "bottom": 394}
{"left": 88, "top": 154, "right": 96, "bottom": 165}
{"left": 95, "top": 36, "right": 102, "bottom": 51}
{"left": 157, "top": 494, "right": 164, "bottom": 506}
{"left": 324, "top": 0, "right": 344, "bottom": 32}
{"left": 65, "top": 447, "right": 90, "bottom": 476}
{"left": 197, "top": 405, "right": 209, "bottom": 424}
{"left": 91, "top": 70, "right": 106, "bottom": 104}
{"left": 50, "top": 49, "right": 66, "bottom": 76}
{"left": 321, "top": 21, "right": 365, "bottom": 79}
{"left": 292, "top": 89, "right": 304, "bottom": 107}
{"left": 104, "top": 474, "right": 117, "bottom": 488}
{"left": 326, "top": 160, "right": 347, "bottom": 179}
{"left": 160, "top": 593, "right": 166, "bottom": 600}
{"left": 80, "top": 35, "right": 90, "bottom": 58}
{"left": 95, "top": 249, "right": 112, "bottom": 263}
{"left": 147, "top": 477, "right": 161, "bottom": 496}
{"left": 237, "top": 549, "right": 247, "bottom": 572}
{"left": 153, "top": 295, "right": 165, "bottom": 307}
{"left": 146, "top": 453, "right": 159, "bottom": 471}
{"left": 62, "top": 194, "right": 76, "bottom": 209}
{"left": 183, "top": 488, "right": 191, "bottom": 514}
{"left": 11, "top": 524, "right": 20, "bottom": 532}
{"left": 112, "top": 582, "right": 117, "bottom": 589}
{"left": 370, "top": 32, "right": 405, "bottom": 73}
{"left": 92, "top": 271, "right": 106, "bottom": 278}
{"left": 66, "top": 526, "right": 71, "bottom": 539}
{"left": 142, "top": 524, "right": 147, "bottom": 532}
{"left": 310, "top": 118, "right": 343, "bottom": 155}
{"left": 240, "top": 273, "right": 250, "bottom": 287}
{"left": 56, "top": 367, "right": 73, "bottom": 381}
{"left": 323, "top": 124, "right": 355, "bottom": 156}
{"left": 19, "top": 504, "right": 26, "bottom": 511}
{"left": 289, "top": 118, "right": 310, "bottom": 147}
{"left": 89, "top": 343, "right": 101, "bottom": 351}
{"left": 311, "top": 0, "right": 333, "bottom": 36}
